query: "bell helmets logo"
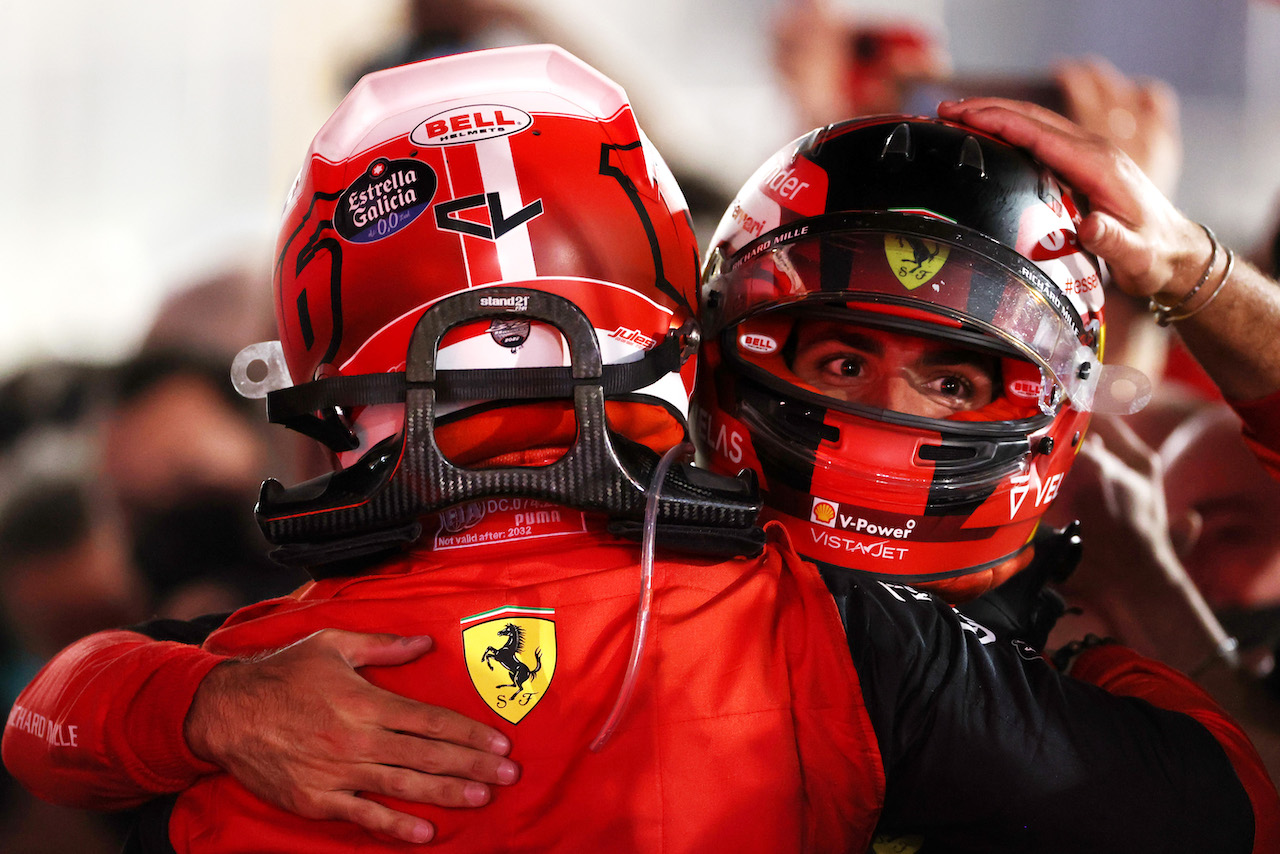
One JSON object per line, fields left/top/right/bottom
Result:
{"left": 811, "top": 497, "right": 839, "bottom": 528}
{"left": 739, "top": 332, "right": 778, "bottom": 354}
{"left": 1008, "top": 378, "right": 1044, "bottom": 401}
{"left": 411, "top": 105, "right": 533, "bottom": 146}
{"left": 462, "top": 606, "right": 557, "bottom": 724}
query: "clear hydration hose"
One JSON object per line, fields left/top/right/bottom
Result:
{"left": 589, "top": 441, "right": 695, "bottom": 751}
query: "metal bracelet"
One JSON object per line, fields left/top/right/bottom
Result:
{"left": 1150, "top": 223, "right": 1218, "bottom": 327}
{"left": 1164, "top": 247, "right": 1235, "bottom": 324}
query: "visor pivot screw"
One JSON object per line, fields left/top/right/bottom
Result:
{"left": 1077, "top": 362, "right": 1092, "bottom": 380}
{"left": 1037, "top": 436, "right": 1055, "bottom": 455}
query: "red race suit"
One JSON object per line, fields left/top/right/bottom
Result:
{"left": 5, "top": 507, "right": 1279, "bottom": 853}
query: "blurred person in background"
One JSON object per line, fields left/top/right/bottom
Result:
{"left": 0, "top": 366, "right": 147, "bottom": 854}
{"left": 100, "top": 348, "right": 307, "bottom": 619}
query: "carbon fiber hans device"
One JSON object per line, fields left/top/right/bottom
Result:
{"left": 257, "top": 287, "right": 762, "bottom": 573}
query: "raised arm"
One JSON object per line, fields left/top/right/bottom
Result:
{"left": 938, "top": 97, "right": 1280, "bottom": 402}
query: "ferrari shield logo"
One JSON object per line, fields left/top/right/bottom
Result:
{"left": 885, "top": 234, "right": 949, "bottom": 290}
{"left": 462, "top": 607, "right": 557, "bottom": 724}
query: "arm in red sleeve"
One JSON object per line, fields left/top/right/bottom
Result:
{"left": 1228, "top": 388, "right": 1280, "bottom": 480}
{"left": 2, "top": 629, "right": 227, "bottom": 811}
{"left": 1071, "top": 642, "right": 1280, "bottom": 854}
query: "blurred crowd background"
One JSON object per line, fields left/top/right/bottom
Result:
{"left": 5, "top": 0, "right": 1280, "bottom": 850}
{"left": 4, "top": 0, "right": 1280, "bottom": 376}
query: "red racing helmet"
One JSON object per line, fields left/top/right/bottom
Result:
{"left": 696, "top": 116, "right": 1149, "bottom": 601}
{"left": 230, "top": 45, "right": 755, "bottom": 568}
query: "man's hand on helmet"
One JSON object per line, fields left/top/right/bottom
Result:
{"left": 939, "top": 96, "right": 1280, "bottom": 402}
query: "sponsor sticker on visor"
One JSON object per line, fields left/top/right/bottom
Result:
{"left": 739, "top": 332, "right": 778, "bottom": 354}
{"left": 885, "top": 235, "right": 950, "bottom": 290}
{"left": 1008, "top": 378, "right": 1044, "bottom": 401}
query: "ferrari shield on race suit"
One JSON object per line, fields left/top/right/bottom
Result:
{"left": 697, "top": 116, "right": 1150, "bottom": 601}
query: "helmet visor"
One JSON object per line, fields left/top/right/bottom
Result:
{"left": 706, "top": 216, "right": 1148, "bottom": 414}
{"left": 732, "top": 306, "right": 1045, "bottom": 424}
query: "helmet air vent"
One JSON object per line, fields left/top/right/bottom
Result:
{"left": 881, "top": 123, "right": 914, "bottom": 161}
{"left": 918, "top": 443, "right": 979, "bottom": 463}
{"left": 956, "top": 135, "right": 986, "bottom": 179}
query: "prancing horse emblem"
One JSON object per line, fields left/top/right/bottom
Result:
{"left": 462, "top": 608, "right": 557, "bottom": 724}
{"left": 483, "top": 623, "right": 543, "bottom": 698}
{"left": 885, "top": 234, "right": 950, "bottom": 290}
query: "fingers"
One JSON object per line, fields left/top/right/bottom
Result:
{"left": 1077, "top": 212, "right": 1156, "bottom": 282}
{"left": 353, "top": 762, "right": 498, "bottom": 808}
{"left": 306, "top": 629, "right": 434, "bottom": 669}
{"left": 939, "top": 96, "right": 1083, "bottom": 139}
{"left": 1136, "top": 75, "right": 1178, "bottom": 124}
{"left": 378, "top": 695, "right": 512, "bottom": 757}
{"left": 937, "top": 98, "right": 1131, "bottom": 207}
{"left": 319, "top": 792, "right": 436, "bottom": 845}
{"left": 373, "top": 730, "right": 521, "bottom": 786}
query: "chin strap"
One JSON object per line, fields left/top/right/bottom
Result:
{"left": 263, "top": 327, "right": 691, "bottom": 452}
{"left": 256, "top": 288, "right": 762, "bottom": 575}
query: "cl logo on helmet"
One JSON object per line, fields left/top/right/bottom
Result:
{"left": 811, "top": 498, "right": 839, "bottom": 527}
{"left": 411, "top": 104, "right": 534, "bottom": 146}
{"left": 739, "top": 333, "right": 778, "bottom": 354}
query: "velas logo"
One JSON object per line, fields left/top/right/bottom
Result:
{"left": 462, "top": 607, "right": 557, "bottom": 724}
{"left": 334, "top": 158, "right": 436, "bottom": 244}
{"left": 811, "top": 497, "right": 839, "bottom": 528}
{"left": 411, "top": 105, "right": 533, "bottom": 147}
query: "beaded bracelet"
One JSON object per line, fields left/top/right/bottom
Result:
{"left": 1149, "top": 223, "right": 1219, "bottom": 327}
